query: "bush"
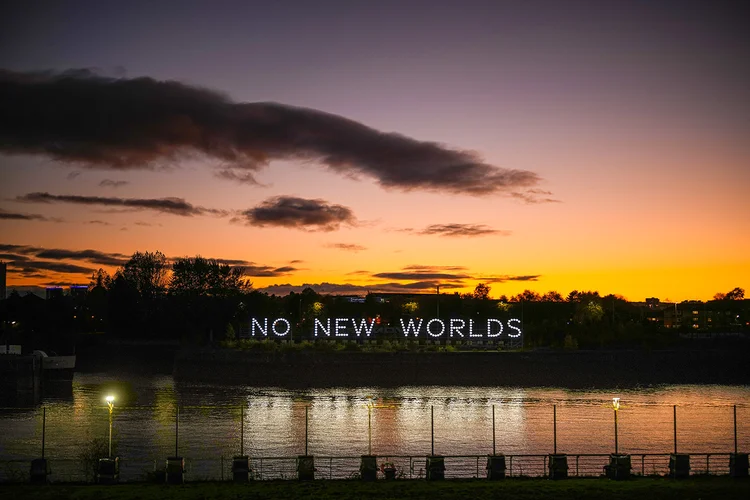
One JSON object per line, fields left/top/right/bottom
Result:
{"left": 563, "top": 334, "right": 579, "bottom": 350}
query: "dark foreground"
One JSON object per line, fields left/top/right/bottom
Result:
{"left": 2, "top": 477, "right": 749, "bottom": 500}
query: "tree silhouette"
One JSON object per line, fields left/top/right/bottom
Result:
{"left": 472, "top": 283, "right": 491, "bottom": 300}
{"left": 117, "top": 251, "right": 169, "bottom": 300}
{"left": 725, "top": 287, "right": 745, "bottom": 300}
{"left": 541, "top": 291, "right": 564, "bottom": 302}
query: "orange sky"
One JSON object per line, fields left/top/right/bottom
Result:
{"left": 1, "top": 1, "right": 748, "bottom": 302}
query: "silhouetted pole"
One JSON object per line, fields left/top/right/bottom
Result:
{"left": 553, "top": 405, "right": 557, "bottom": 454}
{"left": 305, "top": 406, "right": 309, "bottom": 456}
{"left": 41, "top": 407, "right": 46, "bottom": 459}
{"left": 436, "top": 286, "right": 440, "bottom": 317}
{"left": 431, "top": 405, "right": 435, "bottom": 455}
{"left": 614, "top": 406, "right": 619, "bottom": 455}
{"left": 108, "top": 403, "right": 113, "bottom": 457}
{"left": 175, "top": 406, "right": 179, "bottom": 457}
{"left": 368, "top": 404, "right": 372, "bottom": 455}
{"left": 492, "top": 404, "right": 496, "bottom": 456}
{"left": 673, "top": 405, "right": 677, "bottom": 454}
{"left": 240, "top": 405, "right": 244, "bottom": 456}
{"left": 734, "top": 405, "right": 738, "bottom": 455}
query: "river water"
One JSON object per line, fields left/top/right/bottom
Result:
{"left": 1, "top": 374, "right": 748, "bottom": 481}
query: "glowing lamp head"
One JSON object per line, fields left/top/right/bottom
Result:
{"left": 105, "top": 395, "right": 115, "bottom": 403}
{"left": 612, "top": 397, "right": 620, "bottom": 411}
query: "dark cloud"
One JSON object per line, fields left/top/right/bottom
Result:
{"left": 9, "top": 260, "right": 95, "bottom": 275}
{"left": 346, "top": 270, "right": 370, "bottom": 276}
{"left": 257, "top": 280, "right": 464, "bottom": 296}
{"left": 15, "top": 272, "right": 47, "bottom": 279}
{"left": 369, "top": 265, "right": 539, "bottom": 287}
{"left": 0, "top": 244, "right": 128, "bottom": 268}
{"left": 373, "top": 271, "right": 471, "bottom": 281}
{"left": 99, "top": 179, "right": 128, "bottom": 188}
{"left": 34, "top": 248, "right": 129, "bottom": 266}
{"left": 272, "top": 266, "right": 297, "bottom": 273}
{"left": 2, "top": 243, "right": 297, "bottom": 281}
{"left": 327, "top": 243, "right": 367, "bottom": 252}
{"left": 243, "top": 264, "right": 298, "bottom": 277}
{"left": 171, "top": 256, "right": 297, "bottom": 276}
{"left": 17, "top": 192, "right": 225, "bottom": 217}
{"left": 214, "top": 169, "right": 264, "bottom": 186}
{"left": 403, "top": 265, "right": 467, "bottom": 272}
{"left": 418, "top": 223, "right": 510, "bottom": 237}
{"left": 213, "top": 258, "right": 253, "bottom": 266}
{"left": 373, "top": 265, "right": 471, "bottom": 281}
{"left": 66, "top": 171, "right": 81, "bottom": 180}
{"left": 0, "top": 69, "right": 544, "bottom": 196}
{"left": 511, "top": 190, "right": 561, "bottom": 204}
{"left": 0, "top": 244, "right": 36, "bottom": 253}
{"left": 86, "top": 220, "right": 111, "bottom": 225}
{"left": 237, "top": 196, "right": 356, "bottom": 231}
{"left": 0, "top": 209, "right": 49, "bottom": 221}
{"left": 0, "top": 253, "right": 29, "bottom": 261}
{"left": 483, "top": 275, "right": 541, "bottom": 283}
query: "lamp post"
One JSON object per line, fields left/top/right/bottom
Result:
{"left": 612, "top": 397, "right": 620, "bottom": 454}
{"left": 105, "top": 395, "right": 114, "bottom": 457}
{"left": 606, "top": 397, "right": 631, "bottom": 479}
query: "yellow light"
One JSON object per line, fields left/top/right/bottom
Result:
{"left": 105, "top": 395, "right": 115, "bottom": 403}
{"left": 612, "top": 397, "right": 620, "bottom": 411}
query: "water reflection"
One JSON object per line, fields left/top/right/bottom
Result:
{"left": 1, "top": 375, "right": 748, "bottom": 470}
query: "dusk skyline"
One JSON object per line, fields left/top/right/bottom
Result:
{"left": 1, "top": 0, "right": 748, "bottom": 301}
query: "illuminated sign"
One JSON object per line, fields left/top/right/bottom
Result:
{"left": 246, "top": 317, "right": 522, "bottom": 339}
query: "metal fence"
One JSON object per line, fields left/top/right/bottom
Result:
{"left": 0, "top": 452, "right": 738, "bottom": 483}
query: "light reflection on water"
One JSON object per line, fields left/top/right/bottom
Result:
{"left": 1, "top": 374, "right": 749, "bottom": 468}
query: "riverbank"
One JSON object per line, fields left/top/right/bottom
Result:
{"left": 3, "top": 477, "right": 750, "bottom": 500}
{"left": 75, "top": 337, "right": 179, "bottom": 374}
{"left": 173, "top": 348, "right": 749, "bottom": 388}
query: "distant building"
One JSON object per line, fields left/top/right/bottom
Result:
{"left": 663, "top": 301, "right": 712, "bottom": 329}
{"left": 46, "top": 287, "right": 64, "bottom": 300}
{"left": 0, "top": 261, "right": 6, "bottom": 301}
{"left": 70, "top": 285, "right": 88, "bottom": 300}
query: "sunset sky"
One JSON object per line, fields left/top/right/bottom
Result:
{"left": 1, "top": 0, "right": 748, "bottom": 302}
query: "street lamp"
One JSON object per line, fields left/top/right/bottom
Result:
{"left": 612, "top": 397, "right": 620, "bottom": 454}
{"left": 105, "top": 395, "right": 115, "bottom": 457}
{"left": 606, "top": 397, "right": 631, "bottom": 480}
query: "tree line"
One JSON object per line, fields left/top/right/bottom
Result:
{"left": 0, "top": 250, "right": 747, "bottom": 351}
